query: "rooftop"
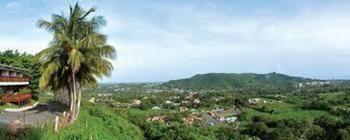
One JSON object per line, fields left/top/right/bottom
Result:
{"left": 0, "top": 64, "right": 29, "bottom": 73}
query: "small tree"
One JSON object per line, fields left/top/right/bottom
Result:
{"left": 345, "top": 87, "right": 350, "bottom": 96}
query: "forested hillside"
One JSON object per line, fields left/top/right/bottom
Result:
{"left": 165, "top": 72, "right": 322, "bottom": 90}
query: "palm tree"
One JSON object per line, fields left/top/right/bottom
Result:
{"left": 36, "top": 3, "right": 116, "bottom": 122}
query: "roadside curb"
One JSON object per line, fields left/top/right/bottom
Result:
{"left": 4, "top": 102, "right": 40, "bottom": 112}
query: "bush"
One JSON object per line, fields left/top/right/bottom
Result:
{"left": 243, "top": 123, "right": 271, "bottom": 139}
{"left": 330, "top": 106, "right": 350, "bottom": 116}
{"left": 257, "top": 105, "right": 275, "bottom": 114}
{"left": 87, "top": 105, "right": 144, "bottom": 140}
{"left": 303, "top": 99, "right": 330, "bottom": 111}
{"left": 137, "top": 98, "right": 162, "bottom": 110}
{"left": 0, "top": 88, "right": 4, "bottom": 94}
{"left": 214, "top": 126, "right": 248, "bottom": 140}
{"left": 142, "top": 122, "right": 214, "bottom": 140}
{"left": 18, "top": 88, "right": 32, "bottom": 94}
{"left": 345, "top": 87, "right": 350, "bottom": 95}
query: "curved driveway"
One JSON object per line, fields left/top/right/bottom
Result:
{"left": 0, "top": 103, "right": 62, "bottom": 126}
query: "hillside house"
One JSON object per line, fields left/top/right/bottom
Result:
{"left": 0, "top": 64, "right": 31, "bottom": 105}
{"left": 226, "top": 117, "right": 238, "bottom": 123}
{"left": 248, "top": 98, "right": 261, "bottom": 105}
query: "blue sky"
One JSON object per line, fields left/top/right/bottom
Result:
{"left": 1, "top": 0, "right": 350, "bottom": 82}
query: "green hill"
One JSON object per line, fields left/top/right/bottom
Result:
{"left": 164, "top": 72, "right": 314, "bottom": 90}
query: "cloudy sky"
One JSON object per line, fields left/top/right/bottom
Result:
{"left": 1, "top": 0, "right": 350, "bottom": 82}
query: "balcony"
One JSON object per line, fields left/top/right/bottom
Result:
{"left": 0, "top": 93, "right": 32, "bottom": 105}
{"left": 0, "top": 76, "right": 29, "bottom": 82}
{"left": 0, "top": 76, "right": 29, "bottom": 86}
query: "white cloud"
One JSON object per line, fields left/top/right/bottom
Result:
{"left": 100, "top": 2, "right": 350, "bottom": 82}
{"left": 5, "top": 1, "right": 21, "bottom": 9}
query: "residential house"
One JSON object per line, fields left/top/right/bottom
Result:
{"left": 0, "top": 64, "right": 31, "bottom": 105}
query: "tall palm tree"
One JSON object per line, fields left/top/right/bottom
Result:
{"left": 36, "top": 3, "right": 116, "bottom": 122}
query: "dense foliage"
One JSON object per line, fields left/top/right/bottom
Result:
{"left": 165, "top": 72, "right": 313, "bottom": 90}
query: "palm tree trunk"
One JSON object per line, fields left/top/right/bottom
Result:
{"left": 75, "top": 87, "right": 82, "bottom": 121}
{"left": 69, "top": 73, "right": 77, "bottom": 123}
{"left": 68, "top": 86, "right": 73, "bottom": 114}
{"left": 69, "top": 85, "right": 74, "bottom": 123}
{"left": 73, "top": 74, "right": 77, "bottom": 120}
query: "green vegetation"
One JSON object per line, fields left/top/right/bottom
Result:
{"left": 239, "top": 91, "right": 350, "bottom": 139}
{"left": 110, "top": 108, "right": 247, "bottom": 140}
{"left": 0, "top": 105, "right": 5, "bottom": 112}
{"left": 81, "top": 80, "right": 347, "bottom": 140}
{"left": 165, "top": 72, "right": 312, "bottom": 90}
{"left": 1, "top": 71, "right": 350, "bottom": 139}
{"left": 0, "top": 104, "right": 143, "bottom": 140}
{"left": 164, "top": 72, "right": 348, "bottom": 93}
{"left": 241, "top": 102, "right": 335, "bottom": 121}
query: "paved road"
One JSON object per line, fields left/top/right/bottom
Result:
{"left": 0, "top": 103, "right": 63, "bottom": 126}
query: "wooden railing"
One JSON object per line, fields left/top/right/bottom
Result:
{"left": 0, "top": 93, "right": 32, "bottom": 104}
{"left": 0, "top": 76, "right": 29, "bottom": 82}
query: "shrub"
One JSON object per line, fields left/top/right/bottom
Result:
{"left": 143, "top": 122, "right": 213, "bottom": 140}
{"left": 18, "top": 88, "right": 32, "bottom": 94}
{"left": 214, "top": 126, "right": 248, "bottom": 140}
{"left": 303, "top": 99, "right": 330, "bottom": 111}
{"left": 0, "top": 88, "right": 4, "bottom": 94}
{"left": 257, "top": 105, "right": 275, "bottom": 114}
{"left": 243, "top": 122, "right": 271, "bottom": 139}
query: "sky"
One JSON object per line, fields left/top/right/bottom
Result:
{"left": 1, "top": 0, "right": 350, "bottom": 82}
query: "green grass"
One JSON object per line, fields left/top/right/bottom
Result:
{"left": 241, "top": 92, "right": 345, "bottom": 122}
{"left": 0, "top": 103, "right": 21, "bottom": 113}
{"left": 240, "top": 101, "right": 339, "bottom": 125}
{"left": 0, "top": 105, "right": 5, "bottom": 113}
{"left": 319, "top": 92, "right": 345, "bottom": 100}
{"left": 0, "top": 103, "right": 144, "bottom": 140}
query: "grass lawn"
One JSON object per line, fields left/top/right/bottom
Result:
{"left": 240, "top": 101, "right": 340, "bottom": 126}
{"left": 319, "top": 92, "right": 345, "bottom": 100}
{"left": 0, "top": 105, "right": 6, "bottom": 113}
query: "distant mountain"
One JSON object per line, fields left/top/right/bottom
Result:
{"left": 163, "top": 72, "right": 316, "bottom": 90}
